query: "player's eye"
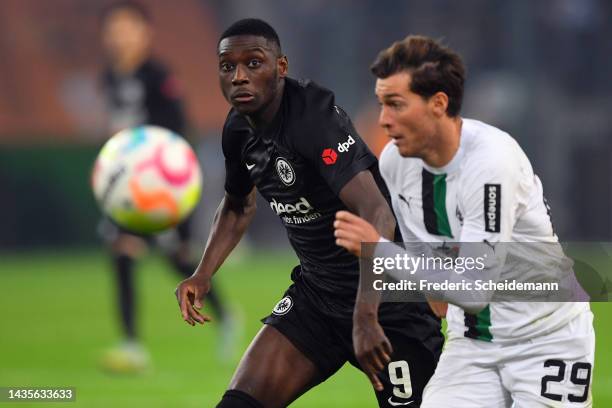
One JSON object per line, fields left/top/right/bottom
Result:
{"left": 220, "top": 62, "right": 235, "bottom": 73}
{"left": 388, "top": 101, "right": 403, "bottom": 110}
{"left": 247, "top": 59, "right": 262, "bottom": 68}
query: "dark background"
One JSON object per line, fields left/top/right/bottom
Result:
{"left": 1, "top": 0, "right": 611, "bottom": 249}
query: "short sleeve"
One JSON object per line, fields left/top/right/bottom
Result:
{"left": 459, "top": 151, "right": 522, "bottom": 243}
{"left": 221, "top": 114, "right": 254, "bottom": 197}
{"left": 293, "top": 102, "right": 376, "bottom": 195}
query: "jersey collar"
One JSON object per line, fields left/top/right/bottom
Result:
{"left": 422, "top": 142, "right": 464, "bottom": 175}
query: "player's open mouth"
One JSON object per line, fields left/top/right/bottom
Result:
{"left": 232, "top": 91, "right": 255, "bottom": 103}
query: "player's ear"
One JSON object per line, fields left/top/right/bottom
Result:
{"left": 430, "top": 91, "right": 449, "bottom": 117}
{"left": 278, "top": 55, "right": 288, "bottom": 78}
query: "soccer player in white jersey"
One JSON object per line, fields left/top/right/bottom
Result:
{"left": 334, "top": 35, "right": 595, "bottom": 407}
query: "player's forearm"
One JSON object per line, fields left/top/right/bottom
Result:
{"left": 194, "top": 190, "right": 256, "bottom": 279}
{"left": 366, "top": 206, "right": 396, "bottom": 241}
{"left": 337, "top": 171, "right": 396, "bottom": 319}
{"left": 353, "top": 206, "right": 396, "bottom": 318}
{"left": 354, "top": 283, "right": 382, "bottom": 322}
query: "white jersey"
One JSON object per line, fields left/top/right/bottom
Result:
{"left": 380, "top": 118, "right": 589, "bottom": 343}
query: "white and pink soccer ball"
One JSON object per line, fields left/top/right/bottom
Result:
{"left": 92, "top": 126, "right": 202, "bottom": 234}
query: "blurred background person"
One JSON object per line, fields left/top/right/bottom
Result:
{"left": 97, "top": 0, "right": 237, "bottom": 373}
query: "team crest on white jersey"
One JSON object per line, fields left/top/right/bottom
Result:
{"left": 276, "top": 157, "right": 295, "bottom": 186}
{"left": 272, "top": 296, "right": 293, "bottom": 315}
{"left": 456, "top": 206, "right": 464, "bottom": 226}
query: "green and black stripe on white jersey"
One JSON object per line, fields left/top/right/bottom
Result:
{"left": 421, "top": 169, "right": 492, "bottom": 341}
{"left": 421, "top": 169, "right": 453, "bottom": 238}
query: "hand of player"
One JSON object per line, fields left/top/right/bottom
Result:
{"left": 174, "top": 275, "right": 213, "bottom": 326}
{"left": 427, "top": 299, "right": 449, "bottom": 318}
{"left": 334, "top": 211, "right": 381, "bottom": 257}
{"left": 353, "top": 313, "right": 393, "bottom": 392}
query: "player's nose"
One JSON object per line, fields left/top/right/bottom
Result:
{"left": 231, "top": 64, "right": 249, "bottom": 85}
{"left": 378, "top": 106, "right": 392, "bottom": 130}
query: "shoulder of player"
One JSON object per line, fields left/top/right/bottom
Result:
{"left": 285, "top": 77, "right": 336, "bottom": 121}
{"left": 463, "top": 119, "right": 519, "bottom": 162}
{"left": 282, "top": 77, "right": 353, "bottom": 153}
{"left": 460, "top": 118, "right": 525, "bottom": 179}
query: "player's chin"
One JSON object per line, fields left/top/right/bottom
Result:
{"left": 231, "top": 100, "right": 260, "bottom": 115}
{"left": 397, "top": 148, "right": 412, "bottom": 157}
{"left": 393, "top": 143, "right": 409, "bottom": 157}
{"left": 395, "top": 141, "right": 417, "bottom": 157}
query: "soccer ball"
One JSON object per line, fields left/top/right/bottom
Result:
{"left": 91, "top": 126, "right": 202, "bottom": 234}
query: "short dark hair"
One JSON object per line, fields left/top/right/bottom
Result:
{"left": 100, "top": 1, "right": 151, "bottom": 25}
{"left": 218, "top": 18, "right": 281, "bottom": 53}
{"left": 371, "top": 35, "right": 465, "bottom": 117}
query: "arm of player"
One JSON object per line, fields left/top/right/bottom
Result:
{"left": 338, "top": 170, "right": 396, "bottom": 391}
{"left": 375, "top": 236, "right": 500, "bottom": 314}
{"left": 175, "top": 188, "right": 257, "bottom": 326}
{"left": 335, "top": 211, "right": 498, "bottom": 314}
{"left": 335, "top": 151, "right": 520, "bottom": 314}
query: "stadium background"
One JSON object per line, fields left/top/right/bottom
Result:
{"left": 1, "top": 0, "right": 611, "bottom": 406}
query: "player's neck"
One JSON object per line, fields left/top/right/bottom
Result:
{"left": 247, "top": 80, "right": 285, "bottom": 129}
{"left": 422, "top": 116, "right": 462, "bottom": 169}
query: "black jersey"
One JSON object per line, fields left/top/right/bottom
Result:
{"left": 101, "top": 58, "right": 186, "bottom": 135}
{"left": 223, "top": 78, "right": 393, "bottom": 302}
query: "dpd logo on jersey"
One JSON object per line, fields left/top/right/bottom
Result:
{"left": 272, "top": 296, "right": 293, "bottom": 315}
{"left": 276, "top": 157, "right": 295, "bottom": 186}
{"left": 321, "top": 148, "right": 337, "bottom": 165}
{"left": 337, "top": 134, "right": 355, "bottom": 153}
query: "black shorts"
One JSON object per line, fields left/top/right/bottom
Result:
{"left": 262, "top": 266, "right": 444, "bottom": 408}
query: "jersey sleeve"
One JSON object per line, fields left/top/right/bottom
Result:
{"left": 458, "top": 149, "right": 524, "bottom": 243}
{"left": 459, "top": 152, "right": 530, "bottom": 307}
{"left": 221, "top": 114, "right": 254, "bottom": 197}
{"left": 293, "top": 102, "right": 377, "bottom": 195}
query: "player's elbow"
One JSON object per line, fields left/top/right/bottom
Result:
{"left": 225, "top": 189, "right": 257, "bottom": 218}
{"left": 243, "top": 189, "right": 257, "bottom": 217}
{"left": 243, "top": 198, "right": 257, "bottom": 220}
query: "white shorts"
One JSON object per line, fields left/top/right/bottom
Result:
{"left": 422, "top": 309, "right": 595, "bottom": 407}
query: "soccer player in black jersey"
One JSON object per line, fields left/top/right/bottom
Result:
{"left": 175, "top": 19, "right": 443, "bottom": 408}
{"left": 98, "top": 1, "right": 235, "bottom": 373}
